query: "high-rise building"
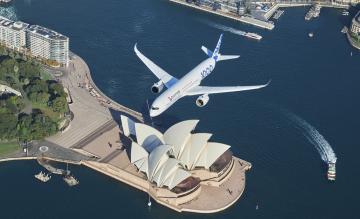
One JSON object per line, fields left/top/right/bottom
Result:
{"left": 26, "top": 25, "right": 69, "bottom": 67}
{"left": 0, "top": 16, "right": 28, "bottom": 51}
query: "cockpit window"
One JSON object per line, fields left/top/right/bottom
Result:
{"left": 151, "top": 107, "right": 159, "bottom": 110}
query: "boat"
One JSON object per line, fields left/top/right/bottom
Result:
{"left": 327, "top": 162, "right": 336, "bottom": 181}
{"left": 0, "top": 0, "right": 12, "bottom": 7}
{"left": 244, "top": 32, "right": 262, "bottom": 40}
{"left": 342, "top": 11, "right": 349, "bottom": 16}
{"left": 35, "top": 171, "right": 51, "bottom": 182}
{"left": 308, "top": 32, "right": 314, "bottom": 38}
{"left": 341, "top": 26, "right": 348, "bottom": 34}
{"left": 63, "top": 175, "right": 79, "bottom": 186}
{"left": 273, "top": 10, "right": 284, "bottom": 20}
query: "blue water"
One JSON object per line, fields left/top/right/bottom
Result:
{"left": 1, "top": 0, "right": 360, "bottom": 218}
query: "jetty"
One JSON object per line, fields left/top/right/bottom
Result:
{"left": 37, "top": 158, "right": 70, "bottom": 175}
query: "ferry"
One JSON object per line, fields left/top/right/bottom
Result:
{"left": 327, "top": 162, "right": 336, "bottom": 181}
{"left": 244, "top": 32, "right": 262, "bottom": 40}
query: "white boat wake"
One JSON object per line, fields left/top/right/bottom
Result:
{"left": 201, "top": 20, "right": 246, "bottom": 36}
{"left": 0, "top": 6, "right": 18, "bottom": 21}
{"left": 284, "top": 110, "right": 337, "bottom": 164}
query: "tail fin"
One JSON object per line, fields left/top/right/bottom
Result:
{"left": 212, "top": 33, "right": 223, "bottom": 61}
{"left": 201, "top": 34, "right": 240, "bottom": 61}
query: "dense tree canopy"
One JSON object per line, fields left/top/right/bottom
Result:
{"left": 0, "top": 48, "right": 69, "bottom": 142}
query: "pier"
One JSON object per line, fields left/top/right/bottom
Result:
{"left": 37, "top": 158, "right": 70, "bottom": 175}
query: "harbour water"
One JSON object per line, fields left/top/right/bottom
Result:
{"left": 1, "top": 0, "right": 360, "bottom": 218}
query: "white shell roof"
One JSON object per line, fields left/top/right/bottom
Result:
{"left": 164, "top": 120, "right": 199, "bottom": 157}
{"left": 167, "top": 169, "right": 191, "bottom": 190}
{"left": 196, "top": 142, "right": 230, "bottom": 169}
{"left": 135, "top": 123, "right": 164, "bottom": 152}
{"left": 130, "top": 142, "right": 148, "bottom": 163}
{"left": 148, "top": 145, "right": 173, "bottom": 180}
{"left": 126, "top": 118, "right": 232, "bottom": 190}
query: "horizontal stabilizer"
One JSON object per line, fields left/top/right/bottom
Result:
{"left": 217, "top": 55, "right": 240, "bottom": 61}
{"left": 201, "top": 46, "right": 213, "bottom": 57}
{"left": 186, "top": 80, "right": 271, "bottom": 96}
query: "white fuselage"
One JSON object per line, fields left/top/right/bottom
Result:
{"left": 150, "top": 58, "right": 216, "bottom": 117}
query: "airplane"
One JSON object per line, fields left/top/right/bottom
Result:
{"left": 134, "top": 34, "right": 270, "bottom": 117}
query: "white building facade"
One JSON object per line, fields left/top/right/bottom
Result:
{"left": 0, "top": 17, "right": 28, "bottom": 51}
{"left": 26, "top": 25, "right": 69, "bottom": 66}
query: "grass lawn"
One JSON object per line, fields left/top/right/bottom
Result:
{"left": 0, "top": 142, "right": 20, "bottom": 156}
{"left": 31, "top": 102, "right": 61, "bottom": 122}
{"left": 40, "top": 69, "right": 53, "bottom": 81}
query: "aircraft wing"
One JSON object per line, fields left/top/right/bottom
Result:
{"left": 186, "top": 81, "right": 270, "bottom": 96}
{"left": 134, "top": 44, "right": 178, "bottom": 88}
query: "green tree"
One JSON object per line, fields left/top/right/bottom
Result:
{"left": 49, "top": 82, "right": 66, "bottom": 97}
{"left": 0, "top": 112, "right": 18, "bottom": 140}
{"left": 51, "top": 96, "right": 67, "bottom": 113}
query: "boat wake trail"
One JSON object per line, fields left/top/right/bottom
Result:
{"left": 200, "top": 20, "right": 246, "bottom": 36}
{"left": 0, "top": 6, "right": 18, "bottom": 21}
{"left": 284, "top": 110, "right": 337, "bottom": 164}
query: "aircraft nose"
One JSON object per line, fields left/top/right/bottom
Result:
{"left": 149, "top": 110, "right": 155, "bottom": 117}
{"left": 149, "top": 108, "right": 160, "bottom": 117}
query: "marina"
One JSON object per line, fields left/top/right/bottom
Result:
{"left": 305, "top": 4, "right": 321, "bottom": 21}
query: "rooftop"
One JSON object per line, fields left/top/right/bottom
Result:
{"left": 27, "top": 25, "right": 68, "bottom": 40}
{"left": 0, "top": 16, "right": 29, "bottom": 31}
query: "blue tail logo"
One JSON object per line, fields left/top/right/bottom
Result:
{"left": 212, "top": 33, "right": 223, "bottom": 61}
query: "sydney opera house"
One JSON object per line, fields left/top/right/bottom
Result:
{"left": 120, "top": 116, "right": 252, "bottom": 213}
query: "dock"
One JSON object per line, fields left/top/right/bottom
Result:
{"left": 37, "top": 158, "right": 70, "bottom": 175}
{"left": 168, "top": 0, "right": 274, "bottom": 30}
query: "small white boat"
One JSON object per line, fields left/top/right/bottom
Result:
{"left": 244, "top": 32, "right": 262, "bottom": 40}
{"left": 63, "top": 175, "right": 79, "bottom": 186}
{"left": 308, "top": 32, "right": 314, "bottom": 38}
{"left": 342, "top": 11, "right": 349, "bottom": 16}
{"left": 327, "top": 162, "right": 336, "bottom": 181}
{"left": 35, "top": 171, "right": 51, "bottom": 182}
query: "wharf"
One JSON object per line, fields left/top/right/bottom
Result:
{"left": 168, "top": 0, "right": 274, "bottom": 30}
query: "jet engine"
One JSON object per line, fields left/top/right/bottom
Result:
{"left": 196, "top": 94, "right": 209, "bottom": 107}
{"left": 151, "top": 81, "right": 164, "bottom": 93}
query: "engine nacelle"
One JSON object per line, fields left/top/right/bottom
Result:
{"left": 196, "top": 94, "right": 209, "bottom": 107}
{"left": 151, "top": 81, "right": 164, "bottom": 94}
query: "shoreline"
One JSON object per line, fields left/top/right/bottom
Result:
{"left": 347, "top": 31, "right": 360, "bottom": 50}
{"left": 0, "top": 155, "right": 250, "bottom": 214}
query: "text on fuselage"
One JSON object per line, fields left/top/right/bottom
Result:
{"left": 200, "top": 65, "right": 214, "bottom": 79}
